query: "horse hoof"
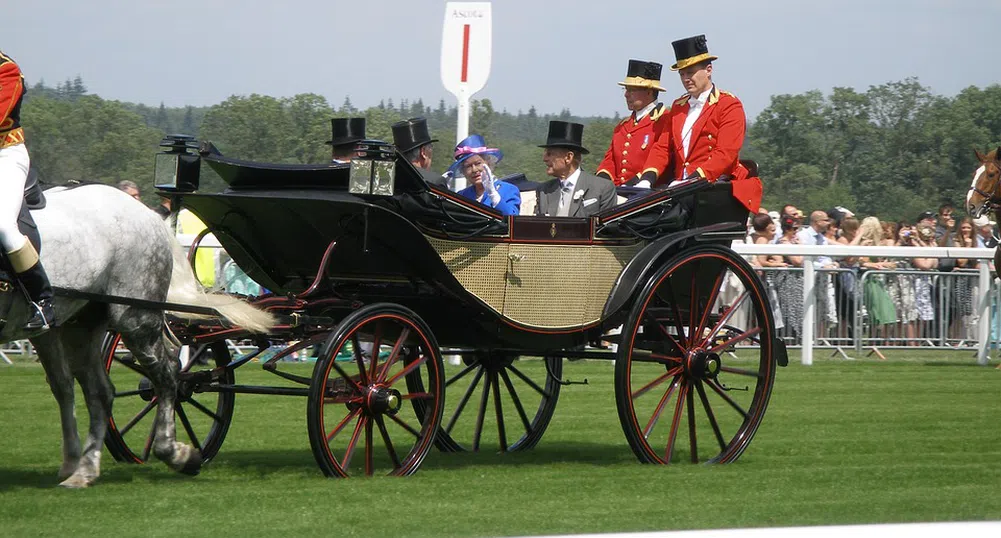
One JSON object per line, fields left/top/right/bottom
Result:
{"left": 58, "top": 475, "right": 91, "bottom": 489}
{"left": 178, "top": 453, "right": 203, "bottom": 476}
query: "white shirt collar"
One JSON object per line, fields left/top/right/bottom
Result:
{"left": 560, "top": 167, "right": 582, "bottom": 190}
{"left": 688, "top": 86, "right": 713, "bottom": 107}
{"left": 633, "top": 101, "right": 658, "bottom": 121}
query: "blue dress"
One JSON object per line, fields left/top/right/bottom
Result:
{"left": 457, "top": 180, "right": 521, "bottom": 216}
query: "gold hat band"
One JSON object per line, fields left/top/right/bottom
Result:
{"left": 670, "top": 53, "right": 718, "bottom": 71}
{"left": 616, "top": 76, "right": 667, "bottom": 91}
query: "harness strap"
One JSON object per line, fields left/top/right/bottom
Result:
{"left": 52, "top": 287, "right": 220, "bottom": 316}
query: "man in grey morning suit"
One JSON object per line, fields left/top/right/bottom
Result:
{"left": 535, "top": 120, "right": 616, "bottom": 217}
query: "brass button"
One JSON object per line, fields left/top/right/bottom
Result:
{"left": 708, "top": 146, "right": 713, "bottom": 150}
{"left": 626, "top": 133, "right": 632, "bottom": 139}
{"left": 622, "top": 150, "right": 628, "bottom": 155}
{"left": 624, "top": 142, "right": 630, "bottom": 147}
{"left": 621, "top": 168, "right": 627, "bottom": 173}
{"left": 684, "top": 161, "right": 690, "bottom": 167}
{"left": 708, "top": 134, "right": 713, "bottom": 140}
{"left": 621, "top": 159, "right": 628, "bottom": 164}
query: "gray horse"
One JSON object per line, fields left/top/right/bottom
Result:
{"left": 1, "top": 184, "right": 272, "bottom": 488}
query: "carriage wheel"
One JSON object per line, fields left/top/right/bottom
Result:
{"left": 615, "top": 244, "right": 777, "bottom": 465}
{"left": 306, "top": 303, "right": 444, "bottom": 477}
{"left": 103, "top": 334, "right": 235, "bottom": 465}
{"left": 414, "top": 353, "right": 562, "bottom": 453}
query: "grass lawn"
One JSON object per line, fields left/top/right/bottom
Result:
{"left": 0, "top": 349, "right": 999, "bottom": 537}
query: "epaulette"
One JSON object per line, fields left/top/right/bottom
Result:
{"left": 672, "top": 93, "right": 689, "bottom": 107}
{"left": 649, "top": 102, "right": 667, "bottom": 121}
{"left": 617, "top": 117, "right": 630, "bottom": 127}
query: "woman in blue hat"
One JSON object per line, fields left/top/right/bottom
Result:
{"left": 448, "top": 134, "right": 520, "bottom": 216}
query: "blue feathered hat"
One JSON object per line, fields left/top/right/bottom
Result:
{"left": 447, "top": 134, "right": 503, "bottom": 176}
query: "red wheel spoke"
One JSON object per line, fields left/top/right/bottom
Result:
{"left": 445, "top": 368, "right": 484, "bottom": 435}
{"left": 643, "top": 376, "right": 679, "bottom": 438}
{"left": 472, "top": 371, "right": 492, "bottom": 451}
{"left": 175, "top": 405, "right": 202, "bottom": 451}
{"left": 114, "top": 355, "right": 147, "bottom": 376}
{"left": 720, "top": 365, "right": 763, "bottom": 378}
{"left": 631, "top": 348, "right": 683, "bottom": 366}
{"left": 364, "top": 418, "right": 374, "bottom": 476}
{"left": 659, "top": 279, "right": 690, "bottom": 348}
{"left": 705, "top": 291, "right": 748, "bottom": 343}
{"left": 341, "top": 414, "right": 366, "bottom": 470}
{"left": 492, "top": 373, "right": 508, "bottom": 452}
{"left": 688, "top": 263, "right": 700, "bottom": 348}
{"left": 664, "top": 380, "right": 689, "bottom": 464}
{"left": 706, "top": 379, "right": 749, "bottom": 419}
{"left": 376, "top": 327, "right": 409, "bottom": 383}
{"left": 708, "top": 327, "right": 762, "bottom": 354}
{"left": 119, "top": 398, "right": 157, "bottom": 436}
{"left": 693, "top": 270, "right": 727, "bottom": 346}
{"left": 387, "top": 412, "right": 421, "bottom": 439}
{"left": 384, "top": 351, "right": 427, "bottom": 386}
{"left": 654, "top": 323, "right": 687, "bottom": 355}
{"left": 632, "top": 366, "right": 683, "bottom": 400}
{"left": 368, "top": 321, "right": 383, "bottom": 384}
{"left": 329, "top": 361, "right": 364, "bottom": 394}
{"left": 186, "top": 396, "right": 225, "bottom": 423}
{"left": 686, "top": 384, "right": 698, "bottom": 463}
{"left": 500, "top": 368, "right": 533, "bottom": 433}
{"left": 114, "top": 388, "right": 146, "bottom": 398}
{"left": 351, "top": 333, "right": 368, "bottom": 385}
{"left": 401, "top": 392, "right": 434, "bottom": 400}
{"left": 142, "top": 416, "right": 158, "bottom": 462}
{"left": 326, "top": 408, "right": 361, "bottom": 443}
{"left": 445, "top": 360, "right": 479, "bottom": 387}
{"left": 507, "top": 364, "right": 550, "bottom": 398}
{"left": 696, "top": 380, "right": 726, "bottom": 452}
{"left": 375, "top": 414, "right": 402, "bottom": 470}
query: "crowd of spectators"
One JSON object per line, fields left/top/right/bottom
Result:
{"left": 745, "top": 201, "right": 996, "bottom": 345}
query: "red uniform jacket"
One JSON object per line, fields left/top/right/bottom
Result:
{"left": 595, "top": 103, "right": 671, "bottom": 186}
{"left": 650, "top": 86, "right": 762, "bottom": 212}
{"left": 0, "top": 51, "right": 26, "bottom": 148}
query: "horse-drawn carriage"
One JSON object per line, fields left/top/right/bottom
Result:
{"left": 101, "top": 135, "right": 787, "bottom": 478}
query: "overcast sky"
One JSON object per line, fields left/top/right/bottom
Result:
{"left": 8, "top": 0, "right": 1000, "bottom": 120}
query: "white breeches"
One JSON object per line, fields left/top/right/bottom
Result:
{"left": 0, "top": 143, "right": 29, "bottom": 252}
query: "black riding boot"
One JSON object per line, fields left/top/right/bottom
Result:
{"left": 8, "top": 239, "right": 56, "bottom": 330}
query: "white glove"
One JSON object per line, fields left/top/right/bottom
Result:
{"left": 634, "top": 179, "right": 651, "bottom": 189}
{"left": 481, "top": 165, "right": 497, "bottom": 195}
{"left": 481, "top": 165, "right": 501, "bottom": 206}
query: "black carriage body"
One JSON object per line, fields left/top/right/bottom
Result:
{"left": 173, "top": 148, "right": 750, "bottom": 352}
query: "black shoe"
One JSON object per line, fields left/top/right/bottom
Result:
{"left": 24, "top": 299, "right": 55, "bottom": 331}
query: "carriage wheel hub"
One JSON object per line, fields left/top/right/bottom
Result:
{"left": 686, "top": 349, "right": 721, "bottom": 380}
{"left": 366, "top": 386, "right": 403, "bottom": 415}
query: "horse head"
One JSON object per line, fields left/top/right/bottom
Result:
{"left": 967, "top": 147, "right": 1001, "bottom": 218}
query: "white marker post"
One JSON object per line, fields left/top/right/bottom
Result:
{"left": 441, "top": 1, "right": 492, "bottom": 191}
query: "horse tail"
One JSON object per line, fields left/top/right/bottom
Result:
{"left": 165, "top": 235, "right": 275, "bottom": 334}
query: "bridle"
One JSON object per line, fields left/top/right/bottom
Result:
{"left": 969, "top": 160, "right": 1001, "bottom": 219}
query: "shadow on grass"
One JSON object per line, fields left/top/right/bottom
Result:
{"left": 204, "top": 440, "right": 635, "bottom": 477}
{"left": 0, "top": 463, "right": 192, "bottom": 492}
{"left": 921, "top": 361, "right": 995, "bottom": 368}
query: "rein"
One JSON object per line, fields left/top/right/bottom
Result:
{"left": 970, "top": 161, "right": 1001, "bottom": 217}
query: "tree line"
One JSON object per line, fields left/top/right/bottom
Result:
{"left": 20, "top": 78, "right": 1001, "bottom": 221}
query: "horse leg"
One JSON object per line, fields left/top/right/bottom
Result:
{"left": 120, "top": 324, "right": 202, "bottom": 476}
{"left": 58, "top": 324, "right": 114, "bottom": 488}
{"left": 30, "top": 331, "right": 83, "bottom": 483}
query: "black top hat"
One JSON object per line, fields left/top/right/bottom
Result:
{"left": 392, "top": 117, "right": 438, "bottom": 153}
{"left": 538, "top": 120, "right": 589, "bottom": 155}
{"left": 617, "top": 59, "right": 666, "bottom": 91}
{"left": 326, "top": 117, "right": 366, "bottom": 146}
{"left": 670, "top": 34, "right": 718, "bottom": 71}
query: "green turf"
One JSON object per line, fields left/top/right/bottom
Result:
{"left": 1, "top": 350, "right": 999, "bottom": 537}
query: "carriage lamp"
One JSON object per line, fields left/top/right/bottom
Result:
{"left": 154, "top": 134, "right": 201, "bottom": 192}
{"left": 348, "top": 140, "right": 397, "bottom": 196}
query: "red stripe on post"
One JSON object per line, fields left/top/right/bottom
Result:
{"left": 461, "top": 24, "right": 470, "bottom": 83}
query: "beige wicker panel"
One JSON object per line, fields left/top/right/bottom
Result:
{"left": 427, "top": 237, "right": 509, "bottom": 315}
{"left": 584, "top": 244, "right": 645, "bottom": 322}
{"left": 503, "top": 243, "right": 644, "bottom": 329}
